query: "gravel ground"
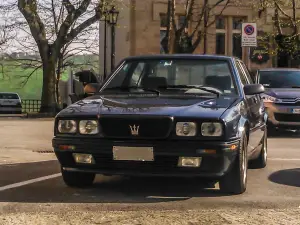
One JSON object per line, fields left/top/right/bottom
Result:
{"left": 1, "top": 209, "right": 300, "bottom": 225}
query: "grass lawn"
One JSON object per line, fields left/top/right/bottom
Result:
{"left": 0, "top": 55, "right": 98, "bottom": 100}
{"left": 0, "top": 65, "right": 69, "bottom": 100}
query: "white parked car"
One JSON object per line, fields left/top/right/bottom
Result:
{"left": 0, "top": 92, "right": 22, "bottom": 114}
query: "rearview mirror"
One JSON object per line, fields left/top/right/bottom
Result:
{"left": 243, "top": 84, "right": 265, "bottom": 95}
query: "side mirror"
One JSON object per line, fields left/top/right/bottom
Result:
{"left": 244, "top": 84, "right": 265, "bottom": 95}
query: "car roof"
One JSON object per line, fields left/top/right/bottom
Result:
{"left": 122, "top": 54, "right": 236, "bottom": 61}
{"left": 0, "top": 92, "right": 19, "bottom": 95}
{"left": 258, "top": 68, "right": 300, "bottom": 72}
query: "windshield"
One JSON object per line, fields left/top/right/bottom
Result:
{"left": 259, "top": 71, "right": 300, "bottom": 88}
{"left": 0, "top": 93, "right": 19, "bottom": 99}
{"left": 101, "top": 59, "right": 237, "bottom": 96}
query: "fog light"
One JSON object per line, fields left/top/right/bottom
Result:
{"left": 73, "top": 153, "right": 95, "bottom": 164}
{"left": 178, "top": 157, "right": 201, "bottom": 167}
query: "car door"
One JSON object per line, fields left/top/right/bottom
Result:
{"left": 235, "top": 61, "right": 262, "bottom": 153}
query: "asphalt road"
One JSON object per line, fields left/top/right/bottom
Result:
{"left": 1, "top": 120, "right": 300, "bottom": 224}
{"left": 1, "top": 133, "right": 300, "bottom": 208}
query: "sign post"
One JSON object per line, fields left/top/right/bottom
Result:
{"left": 241, "top": 23, "right": 257, "bottom": 70}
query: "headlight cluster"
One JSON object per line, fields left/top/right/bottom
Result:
{"left": 261, "top": 94, "right": 282, "bottom": 103}
{"left": 176, "top": 122, "right": 223, "bottom": 137}
{"left": 57, "top": 120, "right": 99, "bottom": 135}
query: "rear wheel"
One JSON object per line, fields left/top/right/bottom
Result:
{"left": 61, "top": 168, "right": 95, "bottom": 188}
{"left": 219, "top": 131, "right": 248, "bottom": 195}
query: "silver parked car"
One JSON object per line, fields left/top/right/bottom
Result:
{"left": 0, "top": 92, "right": 22, "bottom": 114}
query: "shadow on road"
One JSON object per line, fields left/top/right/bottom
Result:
{"left": 268, "top": 168, "right": 300, "bottom": 187}
{"left": 0, "top": 161, "right": 234, "bottom": 203}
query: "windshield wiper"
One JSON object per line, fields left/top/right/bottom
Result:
{"left": 291, "top": 86, "right": 300, "bottom": 88}
{"left": 101, "top": 86, "right": 160, "bottom": 95}
{"left": 166, "top": 85, "right": 222, "bottom": 97}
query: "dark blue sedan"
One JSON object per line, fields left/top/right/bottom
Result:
{"left": 53, "top": 54, "right": 267, "bottom": 195}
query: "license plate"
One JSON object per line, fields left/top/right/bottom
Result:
{"left": 112, "top": 146, "right": 154, "bottom": 161}
{"left": 292, "top": 109, "right": 300, "bottom": 114}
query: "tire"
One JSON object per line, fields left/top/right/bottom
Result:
{"left": 267, "top": 123, "right": 277, "bottom": 137}
{"left": 249, "top": 129, "right": 267, "bottom": 169}
{"left": 61, "top": 168, "right": 95, "bottom": 188}
{"left": 219, "top": 131, "right": 248, "bottom": 195}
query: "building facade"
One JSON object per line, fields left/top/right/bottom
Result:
{"left": 98, "top": 0, "right": 297, "bottom": 76}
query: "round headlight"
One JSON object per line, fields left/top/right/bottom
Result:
{"left": 58, "top": 120, "right": 77, "bottom": 133}
{"left": 79, "top": 120, "right": 99, "bottom": 134}
{"left": 201, "top": 122, "right": 223, "bottom": 136}
{"left": 176, "top": 122, "right": 196, "bottom": 136}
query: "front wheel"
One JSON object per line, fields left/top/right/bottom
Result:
{"left": 219, "top": 131, "right": 248, "bottom": 195}
{"left": 61, "top": 168, "right": 95, "bottom": 188}
{"left": 249, "top": 129, "right": 267, "bottom": 169}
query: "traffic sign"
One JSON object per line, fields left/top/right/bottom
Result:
{"left": 242, "top": 23, "right": 257, "bottom": 47}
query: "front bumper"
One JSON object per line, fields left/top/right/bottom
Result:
{"left": 265, "top": 102, "right": 300, "bottom": 129}
{"left": 52, "top": 137, "right": 240, "bottom": 178}
{"left": 0, "top": 106, "right": 22, "bottom": 113}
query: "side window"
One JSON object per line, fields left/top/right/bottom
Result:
{"left": 239, "top": 61, "right": 253, "bottom": 84}
{"left": 236, "top": 61, "right": 249, "bottom": 85}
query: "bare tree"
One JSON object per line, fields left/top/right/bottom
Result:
{"left": 257, "top": 0, "right": 300, "bottom": 59}
{"left": 161, "top": 0, "right": 231, "bottom": 54}
{"left": 0, "top": 0, "right": 120, "bottom": 112}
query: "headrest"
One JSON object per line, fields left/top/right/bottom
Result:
{"left": 142, "top": 76, "right": 167, "bottom": 89}
{"left": 205, "top": 75, "right": 231, "bottom": 90}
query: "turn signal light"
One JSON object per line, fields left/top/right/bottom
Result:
{"left": 58, "top": 145, "right": 76, "bottom": 150}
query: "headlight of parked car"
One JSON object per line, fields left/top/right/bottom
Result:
{"left": 201, "top": 122, "right": 223, "bottom": 137}
{"left": 58, "top": 120, "right": 77, "bottom": 134}
{"left": 79, "top": 120, "right": 99, "bottom": 135}
{"left": 261, "top": 94, "right": 282, "bottom": 103}
{"left": 176, "top": 122, "right": 197, "bottom": 136}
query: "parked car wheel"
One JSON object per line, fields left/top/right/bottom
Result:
{"left": 219, "top": 131, "right": 248, "bottom": 195}
{"left": 61, "top": 168, "right": 95, "bottom": 188}
{"left": 249, "top": 129, "right": 267, "bottom": 169}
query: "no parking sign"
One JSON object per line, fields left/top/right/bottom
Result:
{"left": 242, "top": 23, "right": 257, "bottom": 47}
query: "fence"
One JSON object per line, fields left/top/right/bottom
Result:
{"left": 21, "top": 99, "right": 41, "bottom": 113}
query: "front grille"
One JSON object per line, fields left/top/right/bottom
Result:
{"left": 274, "top": 113, "right": 300, "bottom": 122}
{"left": 99, "top": 116, "right": 173, "bottom": 139}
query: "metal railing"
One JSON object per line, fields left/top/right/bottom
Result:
{"left": 21, "top": 99, "right": 41, "bottom": 113}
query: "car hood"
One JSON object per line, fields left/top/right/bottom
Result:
{"left": 58, "top": 95, "right": 240, "bottom": 119}
{"left": 265, "top": 88, "right": 300, "bottom": 99}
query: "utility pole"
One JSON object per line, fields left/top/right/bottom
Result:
{"left": 203, "top": 0, "right": 208, "bottom": 54}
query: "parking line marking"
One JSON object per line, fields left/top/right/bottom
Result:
{"left": 0, "top": 159, "right": 57, "bottom": 166}
{"left": 0, "top": 173, "right": 61, "bottom": 192}
{"left": 269, "top": 158, "right": 300, "bottom": 161}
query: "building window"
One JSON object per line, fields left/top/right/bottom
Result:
{"left": 215, "top": 16, "right": 245, "bottom": 59}
{"left": 216, "top": 33, "right": 226, "bottom": 55}
{"left": 160, "top": 13, "right": 168, "bottom": 27}
{"left": 216, "top": 16, "right": 225, "bottom": 29}
{"left": 160, "top": 14, "right": 168, "bottom": 54}
{"left": 159, "top": 14, "right": 188, "bottom": 53}
{"left": 178, "top": 15, "right": 187, "bottom": 28}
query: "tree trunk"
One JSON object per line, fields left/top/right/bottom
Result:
{"left": 40, "top": 56, "right": 59, "bottom": 113}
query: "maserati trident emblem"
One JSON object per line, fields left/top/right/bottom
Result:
{"left": 129, "top": 124, "right": 139, "bottom": 136}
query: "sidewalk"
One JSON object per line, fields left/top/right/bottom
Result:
{"left": 0, "top": 119, "right": 56, "bottom": 165}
